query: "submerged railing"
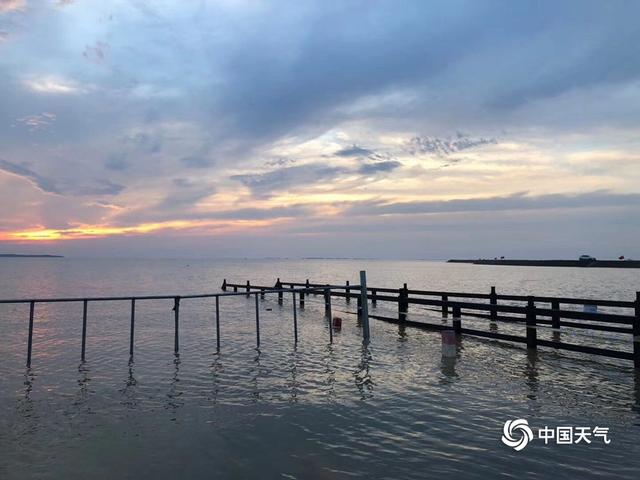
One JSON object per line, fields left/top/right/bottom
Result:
{"left": 0, "top": 286, "right": 342, "bottom": 367}
{"left": 224, "top": 278, "right": 640, "bottom": 369}
{"left": 3, "top": 273, "right": 639, "bottom": 371}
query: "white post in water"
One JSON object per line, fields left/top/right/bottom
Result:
{"left": 360, "top": 270, "right": 370, "bottom": 341}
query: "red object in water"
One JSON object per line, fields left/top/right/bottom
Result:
{"left": 441, "top": 330, "right": 456, "bottom": 345}
{"left": 332, "top": 317, "right": 342, "bottom": 329}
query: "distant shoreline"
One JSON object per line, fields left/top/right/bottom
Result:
{"left": 0, "top": 254, "right": 64, "bottom": 258}
{"left": 448, "top": 259, "right": 640, "bottom": 268}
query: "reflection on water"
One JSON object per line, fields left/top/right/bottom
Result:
{"left": 1, "top": 259, "right": 640, "bottom": 478}
{"left": 524, "top": 349, "right": 539, "bottom": 402}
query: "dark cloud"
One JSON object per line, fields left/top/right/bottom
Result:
{"left": 180, "top": 155, "right": 213, "bottom": 168}
{"left": 231, "top": 164, "right": 348, "bottom": 198}
{"left": 69, "top": 179, "right": 125, "bottom": 196}
{"left": 83, "top": 41, "right": 109, "bottom": 64}
{"left": 358, "top": 161, "right": 402, "bottom": 175}
{"left": 407, "top": 135, "right": 497, "bottom": 157}
{"left": 0, "top": 158, "right": 60, "bottom": 194}
{"left": 0, "top": 158, "right": 124, "bottom": 196}
{"left": 343, "top": 191, "right": 640, "bottom": 217}
{"left": 104, "top": 153, "right": 130, "bottom": 171}
{"left": 335, "top": 145, "right": 374, "bottom": 157}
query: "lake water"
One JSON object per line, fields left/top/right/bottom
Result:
{"left": 1, "top": 259, "right": 639, "bottom": 479}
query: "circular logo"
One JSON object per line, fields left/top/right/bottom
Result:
{"left": 502, "top": 419, "right": 534, "bottom": 451}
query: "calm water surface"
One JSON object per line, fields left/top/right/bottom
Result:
{"left": 1, "top": 259, "right": 639, "bottom": 479}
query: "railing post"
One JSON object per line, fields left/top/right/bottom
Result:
{"left": 292, "top": 292, "right": 298, "bottom": 343}
{"left": 246, "top": 280, "right": 251, "bottom": 297}
{"left": 215, "top": 296, "right": 220, "bottom": 351}
{"left": 490, "top": 286, "right": 497, "bottom": 322}
{"left": 346, "top": 280, "right": 350, "bottom": 303}
{"left": 634, "top": 292, "right": 640, "bottom": 368}
{"left": 372, "top": 288, "right": 377, "bottom": 307}
{"left": 442, "top": 294, "right": 448, "bottom": 318}
{"left": 276, "top": 278, "right": 283, "bottom": 305}
{"left": 452, "top": 305, "right": 461, "bottom": 334}
{"left": 221, "top": 279, "right": 227, "bottom": 291}
{"left": 260, "top": 288, "right": 265, "bottom": 299}
{"left": 526, "top": 297, "right": 537, "bottom": 349}
{"left": 174, "top": 296, "right": 180, "bottom": 354}
{"left": 398, "top": 285, "right": 408, "bottom": 322}
{"left": 129, "top": 298, "right": 135, "bottom": 357}
{"left": 324, "top": 288, "right": 332, "bottom": 318}
{"left": 360, "top": 271, "right": 370, "bottom": 341}
{"left": 81, "top": 299, "right": 88, "bottom": 361}
{"left": 551, "top": 300, "right": 561, "bottom": 330}
{"left": 299, "top": 290, "right": 305, "bottom": 308}
{"left": 233, "top": 285, "right": 238, "bottom": 293}
{"left": 255, "top": 293, "right": 260, "bottom": 348}
{"left": 26, "top": 301, "right": 35, "bottom": 368}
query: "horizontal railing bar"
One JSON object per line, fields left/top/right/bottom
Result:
{"left": 274, "top": 280, "right": 635, "bottom": 308}
{"left": 0, "top": 287, "right": 326, "bottom": 305}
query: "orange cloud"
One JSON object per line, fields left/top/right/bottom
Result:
{"left": 1, "top": 218, "right": 283, "bottom": 242}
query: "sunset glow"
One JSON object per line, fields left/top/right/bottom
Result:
{"left": 1, "top": 1, "right": 639, "bottom": 258}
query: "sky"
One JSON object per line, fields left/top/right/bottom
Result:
{"left": 0, "top": 0, "right": 639, "bottom": 259}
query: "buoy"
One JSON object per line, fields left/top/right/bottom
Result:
{"left": 333, "top": 316, "right": 342, "bottom": 329}
{"left": 441, "top": 330, "right": 456, "bottom": 358}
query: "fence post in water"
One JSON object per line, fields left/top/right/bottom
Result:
{"left": 324, "top": 288, "right": 332, "bottom": 318}
{"left": 246, "top": 280, "right": 251, "bottom": 297}
{"left": 372, "top": 288, "right": 377, "bottom": 307}
{"left": 221, "top": 279, "right": 227, "bottom": 291}
{"left": 292, "top": 291, "right": 298, "bottom": 343}
{"left": 215, "top": 296, "right": 220, "bottom": 351}
{"left": 442, "top": 295, "right": 448, "bottom": 318}
{"left": 255, "top": 293, "right": 260, "bottom": 348}
{"left": 398, "top": 285, "right": 408, "bottom": 322}
{"left": 129, "top": 299, "right": 135, "bottom": 357}
{"left": 346, "top": 280, "right": 350, "bottom": 303}
{"left": 634, "top": 292, "right": 640, "bottom": 368}
{"left": 359, "top": 271, "right": 370, "bottom": 341}
{"left": 490, "top": 287, "right": 497, "bottom": 323}
{"left": 299, "top": 290, "right": 305, "bottom": 308}
{"left": 551, "top": 300, "right": 561, "bottom": 330}
{"left": 526, "top": 297, "right": 537, "bottom": 349}
{"left": 260, "top": 288, "right": 265, "bottom": 299}
{"left": 174, "top": 297, "right": 180, "bottom": 354}
{"left": 26, "top": 301, "right": 35, "bottom": 368}
{"left": 276, "top": 278, "right": 283, "bottom": 305}
{"left": 452, "top": 305, "right": 461, "bottom": 334}
{"left": 81, "top": 300, "right": 88, "bottom": 361}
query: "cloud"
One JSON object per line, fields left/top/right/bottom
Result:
{"left": 343, "top": 191, "right": 640, "bottom": 217}
{"left": 335, "top": 145, "right": 374, "bottom": 157}
{"left": 17, "top": 112, "right": 56, "bottom": 131}
{"left": 104, "top": 153, "right": 130, "bottom": 171}
{"left": 23, "top": 75, "right": 85, "bottom": 94}
{"left": 180, "top": 155, "right": 213, "bottom": 168}
{"left": 358, "top": 160, "right": 402, "bottom": 175}
{"left": 0, "top": 158, "right": 60, "bottom": 193}
{"left": 231, "top": 164, "right": 348, "bottom": 198}
{"left": 0, "top": 158, "right": 124, "bottom": 196}
{"left": 0, "top": 0, "right": 25, "bottom": 14}
{"left": 406, "top": 135, "right": 497, "bottom": 157}
{"left": 83, "top": 41, "right": 109, "bottom": 64}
